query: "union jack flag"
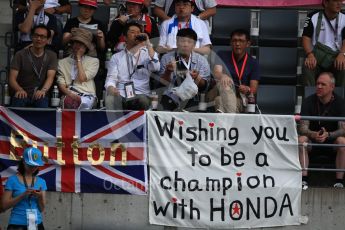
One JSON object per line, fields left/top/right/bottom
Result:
{"left": 0, "top": 106, "right": 147, "bottom": 194}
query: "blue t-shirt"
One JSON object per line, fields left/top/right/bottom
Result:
{"left": 5, "top": 174, "right": 47, "bottom": 226}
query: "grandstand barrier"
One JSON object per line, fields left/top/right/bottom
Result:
{"left": 0, "top": 108, "right": 345, "bottom": 229}
{"left": 297, "top": 115, "right": 345, "bottom": 179}
{"left": 2, "top": 188, "right": 345, "bottom": 229}
{"left": 2, "top": 1, "right": 345, "bottom": 227}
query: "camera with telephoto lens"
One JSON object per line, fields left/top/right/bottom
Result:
{"left": 135, "top": 34, "right": 147, "bottom": 42}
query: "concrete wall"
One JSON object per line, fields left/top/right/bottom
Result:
{"left": 1, "top": 188, "right": 345, "bottom": 230}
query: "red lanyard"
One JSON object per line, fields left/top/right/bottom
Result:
{"left": 231, "top": 52, "right": 248, "bottom": 84}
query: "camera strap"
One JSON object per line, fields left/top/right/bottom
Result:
{"left": 316, "top": 94, "right": 334, "bottom": 126}
{"left": 173, "top": 51, "right": 192, "bottom": 86}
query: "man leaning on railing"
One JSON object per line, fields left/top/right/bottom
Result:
{"left": 298, "top": 72, "right": 345, "bottom": 190}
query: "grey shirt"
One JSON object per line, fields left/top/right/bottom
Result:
{"left": 160, "top": 50, "right": 210, "bottom": 93}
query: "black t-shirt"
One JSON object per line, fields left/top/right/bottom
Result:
{"left": 301, "top": 93, "right": 345, "bottom": 132}
{"left": 63, "top": 17, "right": 107, "bottom": 58}
{"left": 63, "top": 17, "right": 106, "bottom": 35}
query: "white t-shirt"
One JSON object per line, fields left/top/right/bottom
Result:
{"left": 158, "top": 14, "right": 212, "bottom": 49}
{"left": 303, "top": 11, "right": 345, "bottom": 51}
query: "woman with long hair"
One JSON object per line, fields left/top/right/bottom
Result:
{"left": 1, "top": 147, "right": 47, "bottom": 230}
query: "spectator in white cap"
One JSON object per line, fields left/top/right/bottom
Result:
{"left": 1, "top": 147, "right": 47, "bottom": 229}
{"left": 57, "top": 27, "right": 99, "bottom": 109}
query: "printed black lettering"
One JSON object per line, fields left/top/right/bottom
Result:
{"left": 155, "top": 116, "right": 174, "bottom": 138}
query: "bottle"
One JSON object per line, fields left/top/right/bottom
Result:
{"left": 294, "top": 96, "right": 303, "bottom": 129}
{"left": 58, "top": 50, "right": 64, "bottom": 59}
{"left": 51, "top": 85, "right": 60, "bottom": 107}
{"left": 4, "top": 84, "right": 10, "bottom": 106}
{"left": 151, "top": 91, "right": 158, "bottom": 111}
{"left": 246, "top": 92, "right": 256, "bottom": 114}
{"left": 99, "top": 99, "right": 104, "bottom": 109}
{"left": 106, "top": 48, "right": 112, "bottom": 61}
{"left": 102, "top": 90, "right": 106, "bottom": 102}
{"left": 198, "top": 93, "right": 207, "bottom": 112}
{"left": 294, "top": 96, "right": 302, "bottom": 115}
{"left": 105, "top": 48, "right": 112, "bottom": 69}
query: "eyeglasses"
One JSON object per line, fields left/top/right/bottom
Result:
{"left": 32, "top": 33, "right": 48, "bottom": 40}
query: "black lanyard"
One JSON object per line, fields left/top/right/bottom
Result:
{"left": 23, "top": 174, "right": 35, "bottom": 208}
{"left": 27, "top": 48, "right": 47, "bottom": 80}
{"left": 316, "top": 95, "right": 334, "bottom": 125}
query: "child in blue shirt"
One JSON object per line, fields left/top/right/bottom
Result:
{"left": 2, "top": 147, "right": 47, "bottom": 230}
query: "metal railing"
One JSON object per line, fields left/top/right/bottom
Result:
{"left": 297, "top": 115, "right": 345, "bottom": 173}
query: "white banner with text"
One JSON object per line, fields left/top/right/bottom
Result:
{"left": 148, "top": 112, "right": 301, "bottom": 229}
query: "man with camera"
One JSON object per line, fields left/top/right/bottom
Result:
{"left": 105, "top": 22, "right": 160, "bottom": 110}
{"left": 159, "top": 28, "right": 210, "bottom": 111}
{"left": 298, "top": 72, "right": 345, "bottom": 189}
{"left": 107, "top": 0, "right": 159, "bottom": 53}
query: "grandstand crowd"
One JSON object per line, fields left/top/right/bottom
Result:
{"left": 2, "top": 0, "right": 345, "bottom": 188}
